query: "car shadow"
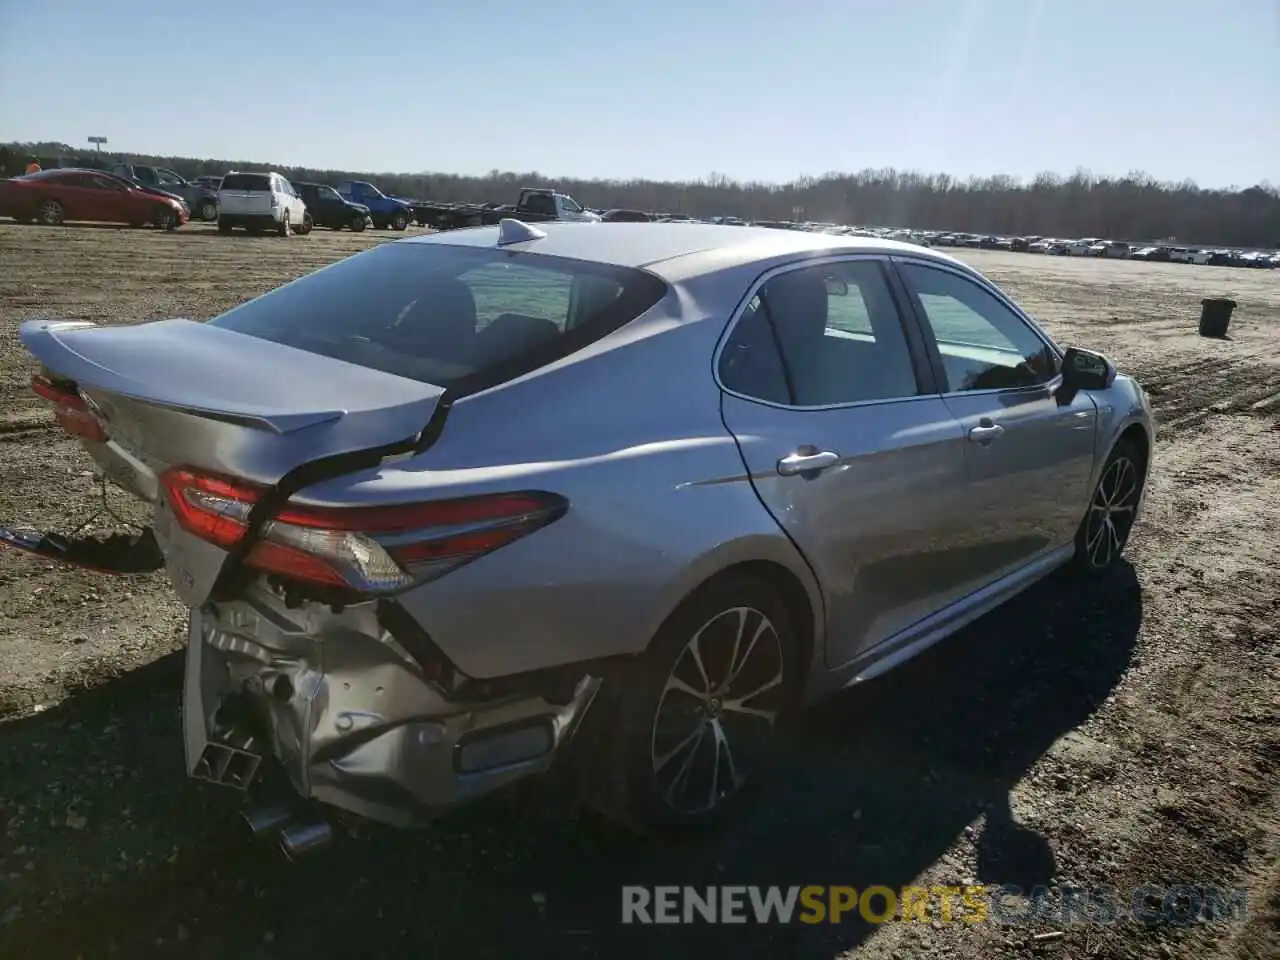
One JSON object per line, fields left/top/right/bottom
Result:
{"left": 0, "top": 564, "right": 1141, "bottom": 959}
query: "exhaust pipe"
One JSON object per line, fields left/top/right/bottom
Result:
{"left": 279, "top": 821, "right": 333, "bottom": 860}
{"left": 242, "top": 804, "right": 293, "bottom": 839}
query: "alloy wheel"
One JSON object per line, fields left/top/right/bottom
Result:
{"left": 1085, "top": 455, "right": 1140, "bottom": 568}
{"left": 650, "top": 606, "right": 786, "bottom": 816}
{"left": 37, "top": 200, "right": 63, "bottom": 225}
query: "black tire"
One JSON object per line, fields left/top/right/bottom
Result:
{"left": 296, "top": 212, "right": 313, "bottom": 235}
{"left": 35, "top": 200, "right": 64, "bottom": 226}
{"left": 350, "top": 214, "right": 367, "bottom": 232}
{"left": 1069, "top": 438, "right": 1145, "bottom": 577}
{"left": 277, "top": 211, "right": 291, "bottom": 237}
{"left": 196, "top": 199, "right": 218, "bottom": 221}
{"left": 390, "top": 211, "right": 408, "bottom": 231}
{"left": 582, "top": 574, "right": 800, "bottom": 833}
{"left": 152, "top": 206, "right": 177, "bottom": 231}
{"left": 217, "top": 221, "right": 234, "bottom": 234}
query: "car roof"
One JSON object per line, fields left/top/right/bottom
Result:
{"left": 404, "top": 221, "right": 966, "bottom": 276}
{"left": 20, "top": 168, "right": 130, "bottom": 183}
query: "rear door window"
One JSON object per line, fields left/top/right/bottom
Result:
{"left": 719, "top": 259, "right": 921, "bottom": 406}
{"left": 206, "top": 243, "right": 666, "bottom": 391}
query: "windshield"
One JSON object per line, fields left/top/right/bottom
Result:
{"left": 207, "top": 242, "right": 667, "bottom": 390}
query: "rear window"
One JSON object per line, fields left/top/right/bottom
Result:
{"left": 220, "top": 173, "right": 272, "bottom": 191}
{"left": 206, "top": 242, "right": 667, "bottom": 391}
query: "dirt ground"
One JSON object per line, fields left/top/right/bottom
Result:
{"left": 0, "top": 223, "right": 1276, "bottom": 960}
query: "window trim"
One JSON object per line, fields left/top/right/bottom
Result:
{"left": 712, "top": 253, "right": 941, "bottom": 413}
{"left": 889, "top": 255, "right": 1065, "bottom": 400}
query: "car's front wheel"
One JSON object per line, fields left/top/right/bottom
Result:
{"left": 586, "top": 574, "right": 799, "bottom": 832}
{"left": 152, "top": 206, "right": 178, "bottom": 231}
{"left": 197, "top": 199, "right": 217, "bottom": 221}
{"left": 1072, "top": 438, "right": 1145, "bottom": 575}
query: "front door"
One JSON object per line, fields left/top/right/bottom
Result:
{"left": 718, "top": 256, "right": 973, "bottom": 668}
{"left": 893, "top": 258, "right": 1098, "bottom": 584}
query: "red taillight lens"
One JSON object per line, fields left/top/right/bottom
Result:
{"left": 159, "top": 466, "right": 565, "bottom": 595}
{"left": 31, "top": 374, "right": 108, "bottom": 443}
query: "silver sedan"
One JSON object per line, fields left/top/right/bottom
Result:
{"left": 18, "top": 221, "right": 1153, "bottom": 847}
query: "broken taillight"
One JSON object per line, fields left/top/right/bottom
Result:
{"left": 159, "top": 466, "right": 565, "bottom": 595}
{"left": 31, "top": 373, "right": 108, "bottom": 443}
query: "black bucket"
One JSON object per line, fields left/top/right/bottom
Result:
{"left": 1199, "top": 298, "right": 1237, "bottom": 338}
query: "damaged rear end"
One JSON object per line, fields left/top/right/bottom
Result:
{"left": 16, "top": 239, "right": 665, "bottom": 843}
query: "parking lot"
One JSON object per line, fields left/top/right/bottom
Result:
{"left": 0, "top": 222, "right": 1277, "bottom": 960}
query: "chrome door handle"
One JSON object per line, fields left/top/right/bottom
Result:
{"left": 968, "top": 421, "right": 1005, "bottom": 442}
{"left": 777, "top": 450, "right": 840, "bottom": 476}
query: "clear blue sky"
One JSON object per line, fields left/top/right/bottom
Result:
{"left": 1, "top": 0, "right": 1276, "bottom": 187}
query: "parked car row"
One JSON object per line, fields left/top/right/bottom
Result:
{"left": 921, "top": 232, "right": 1278, "bottom": 267}
{"left": 4, "top": 161, "right": 1277, "bottom": 267}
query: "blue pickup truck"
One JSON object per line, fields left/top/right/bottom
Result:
{"left": 335, "top": 181, "right": 413, "bottom": 231}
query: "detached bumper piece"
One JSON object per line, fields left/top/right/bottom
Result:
{"left": 0, "top": 525, "right": 164, "bottom": 575}
{"left": 184, "top": 599, "right": 603, "bottom": 829}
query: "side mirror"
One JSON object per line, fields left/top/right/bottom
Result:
{"left": 1060, "top": 346, "right": 1116, "bottom": 392}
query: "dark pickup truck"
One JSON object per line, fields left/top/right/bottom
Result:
{"left": 410, "top": 188, "right": 600, "bottom": 230}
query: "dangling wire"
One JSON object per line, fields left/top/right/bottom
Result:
{"left": 68, "top": 473, "right": 145, "bottom": 537}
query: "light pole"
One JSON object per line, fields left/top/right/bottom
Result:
{"left": 88, "top": 136, "right": 107, "bottom": 153}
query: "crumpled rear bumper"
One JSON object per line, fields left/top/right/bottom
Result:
{"left": 182, "top": 597, "right": 601, "bottom": 827}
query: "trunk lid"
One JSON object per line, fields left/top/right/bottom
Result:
{"left": 20, "top": 318, "right": 444, "bottom": 604}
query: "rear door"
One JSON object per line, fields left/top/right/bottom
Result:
{"left": 718, "top": 256, "right": 973, "bottom": 669}
{"left": 893, "top": 258, "right": 1097, "bottom": 584}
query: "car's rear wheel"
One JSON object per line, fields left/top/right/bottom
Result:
{"left": 584, "top": 574, "right": 799, "bottom": 832}
{"left": 391, "top": 211, "right": 408, "bottom": 231}
{"left": 197, "top": 199, "right": 217, "bottom": 221}
{"left": 1071, "top": 438, "right": 1144, "bottom": 576}
{"left": 277, "top": 211, "right": 291, "bottom": 237}
{"left": 350, "top": 214, "right": 367, "bottom": 232}
{"left": 36, "top": 200, "right": 64, "bottom": 226}
{"left": 296, "top": 212, "right": 313, "bottom": 235}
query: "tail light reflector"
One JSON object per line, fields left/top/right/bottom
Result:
{"left": 31, "top": 374, "right": 108, "bottom": 443}
{"left": 159, "top": 467, "right": 565, "bottom": 595}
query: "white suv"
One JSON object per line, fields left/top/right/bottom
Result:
{"left": 216, "top": 171, "right": 311, "bottom": 236}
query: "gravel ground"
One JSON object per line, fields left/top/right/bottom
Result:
{"left": 0, "top": 223, "right": 1276, "bottom": 960}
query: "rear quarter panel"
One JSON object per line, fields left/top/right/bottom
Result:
{"left": 292, "top": 291, "right": 822, "bottom": 679}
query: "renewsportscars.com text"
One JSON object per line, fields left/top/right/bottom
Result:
{"left": 621, "top": 884, "right": 1249, "bottom": 926}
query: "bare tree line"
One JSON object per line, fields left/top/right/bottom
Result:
{"left": 8, "top": 142, "right": 1279, "bottom": 248}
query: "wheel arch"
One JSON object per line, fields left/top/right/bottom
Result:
{"left": 1117, "top": 421, "right": 1150, "bottom": 475}
{"left": 641, "top": 550, "right": 823, "bottom": 698}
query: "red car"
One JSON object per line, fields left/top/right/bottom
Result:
{"left": 0, "top": 168, "right": 189, "bottom": 230}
